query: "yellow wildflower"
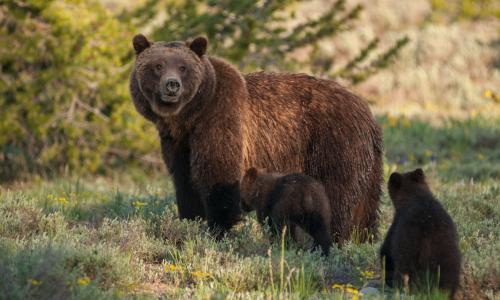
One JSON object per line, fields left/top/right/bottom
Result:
{"left": 30, "top": 279, "right": 41, "bottom": 286}
{"left": 483, "top": 90, "right": 493, "bottom": 98}
{"left": 346, "top": 287, "right": 359, "bottom": 295}
{"left": 401, "top": 116, "right": 411, "bottom": 128}
{"left": 164, "top": 263, "right": 181, "bottom": 272}
{"left": 57, "top": 197, "right": 69, "bottom": 205}
{"left": 77, "top": 276, "right": 91, "bottom": 286}
{"left": 332, "top": 283, "right": 363, "bottom": 298}
{"left": 191, "top": 270, "right": 211, "bottom": 279}
{"left": 477, "top": 153, "right": 485, "bottom": 161}
{"left": 132, "top": 200, "right": 147, "bottom": 209}
{"left": 360, "top": 270, "right": 375, "bottom": 279}
{"left": 387, "top": 115, "right": 398, "bottom": 127}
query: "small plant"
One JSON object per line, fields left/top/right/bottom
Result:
{"left": 430, "top": 0, "right": 500, "bottom": 21}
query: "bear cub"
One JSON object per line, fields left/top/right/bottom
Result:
{"left": 380, "top": 168, "right": 461, "bottom": 298}
{"left": 240, "top": 168, "right": 332, "bottom": 255}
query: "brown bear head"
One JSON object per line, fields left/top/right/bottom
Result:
{"left": 131, "top": 34, "right": 211, "bottom": 117}
{"left": 240, "top": 167, "right": 280, "bottom": 213}
{"left": 388, "top": 168, "right": 431, "bottom": 210}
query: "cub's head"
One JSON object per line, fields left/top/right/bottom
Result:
{"left": 131, "top": 34, "right": 209, "bottom": 117}
{"left": 240, "top": 168, "right": 262, "bottom": 212}
{"left": 240, "top": 167, "right": 279, "bottom": 213}
{"left": 388, "top": 168, "right": 431, "bottom": 209}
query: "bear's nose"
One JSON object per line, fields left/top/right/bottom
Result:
{"left": 165, "top": 78, "right": 181, "bottom": 94}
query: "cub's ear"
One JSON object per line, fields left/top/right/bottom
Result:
{"left": 187, "top": 36, "right": 208, "bottom": 57}
{"left": 133, "top": 34, "right": 151, "bottom": 55}
{"left": 388, "top": 172, "right": 403, "bottom": 190}
{"left": 411, "top": 168, "right": 425, "bottom": 183}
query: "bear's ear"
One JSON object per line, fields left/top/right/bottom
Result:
{"left": 411, "top": 168, "right": 425, "bottom": 183}
{"left": 133, "top": 34, "right": 151, "bottom": 55}
{"left": 187, "top": 36, "right": 208, "bottom": 57}
{"left": 388, "top": 172, "right": 403, "bottom": 190}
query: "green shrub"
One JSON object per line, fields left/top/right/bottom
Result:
{"left": 0, "top": 239, "right": 133, "bottom": 300}
{"left": 0, "top": 0, "right": 158, "bottom": 181}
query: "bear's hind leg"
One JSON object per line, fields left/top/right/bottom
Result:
{"left": 305, "top": 213, "right": 332, "bottom": 256}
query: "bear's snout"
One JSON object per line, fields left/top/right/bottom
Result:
{"left": 165, "top": 78, "right": 181, "bottom": 95}
{"left": 159, "top": 77, "right": 183, "bottom": 103}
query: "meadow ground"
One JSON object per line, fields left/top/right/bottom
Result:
{"left": 1, "top": 116, "right": 499, "bottom": 299}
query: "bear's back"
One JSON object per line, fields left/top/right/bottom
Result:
{"left": 267, "top": 173, "right": 330, "bottom": 217}
{"left": 393, "top": 195, "right": 460, "bottom": 279}
{"left": 396, "top": 196, "right": 457, "bottom": 243}
{"left": 241, "top": 71, "right": 382, "bottom": 173}
{"left": 244, "top": 72, "right": 358, "bottom": 111}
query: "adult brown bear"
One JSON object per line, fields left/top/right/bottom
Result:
{"left": 129, "top": 34, "right": 383, "bottom": 241}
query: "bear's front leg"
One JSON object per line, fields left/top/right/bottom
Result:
{"left": 190, "top": 123, "right": 243, "bottom": 237}
{"left": 160, "top": 134, "right": 206, "bottom": 220}
{"left": 204, "top": 181, "right": 242, "bottom": 234}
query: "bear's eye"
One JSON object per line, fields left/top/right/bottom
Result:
{"left": 155, "top": 64, "right": 163, "bottom": 71}
{"left": 179, "top": 66, "right": 186, "bottom": 73}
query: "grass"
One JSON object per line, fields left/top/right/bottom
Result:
{"left": 0, "top": 115, "right": 499, "bottom": 299}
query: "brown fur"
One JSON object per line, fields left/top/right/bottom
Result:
{"left": 129, "top": 35, "right": 383, "bottom": 240}
{"left": 380, "top": 168, "right": 461, "bottom": 299}
{"left": 240, "top": 168, "right": 332, "bottom": 255}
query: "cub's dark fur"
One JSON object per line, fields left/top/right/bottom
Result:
{"left": 240, "top": 168, "right": 332, "bottom": 255}
{"left": 380, "top": 168, "right": 461, "bottom": 298}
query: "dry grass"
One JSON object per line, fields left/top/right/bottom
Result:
{"left": 296, "top": 0, "right": 500, "bottom": 120}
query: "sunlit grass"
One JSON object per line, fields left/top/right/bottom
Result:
{"left": 1, "top": 116, "right": 499, "bottom": 299}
